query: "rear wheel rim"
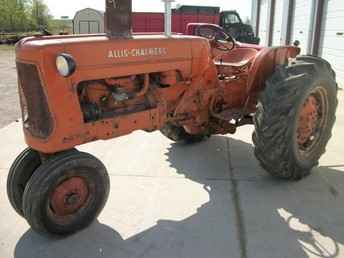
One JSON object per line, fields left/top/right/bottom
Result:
{"left": 297, "top": 86, "right": 329, "bottom": 156}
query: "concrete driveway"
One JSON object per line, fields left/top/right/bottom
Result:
{"left": 0, "top": 91, "right": 343, "bottom": 258}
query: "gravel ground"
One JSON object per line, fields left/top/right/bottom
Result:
{"left": 0, "top": 46, "right": 21, "bottom": 128}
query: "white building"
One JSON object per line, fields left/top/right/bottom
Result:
{"left": 251, "top": 0, "right": 344, "bottom": 87}
{"left": 73, "top": 8, "right": 105, "bottom": 34}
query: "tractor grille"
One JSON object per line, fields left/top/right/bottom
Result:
{"left": 17, "top": 62, "right": 53, "bottom": 138}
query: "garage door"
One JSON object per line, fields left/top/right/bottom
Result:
{"left": 79, "top": 21, "right": 89, "bottom": 34}
{"left": 258, "top": 0, "right": 269, "bottom": 46}
{"left": 89, "top": 21, "right": 100, "bottom": 33}
{"left": 319, "top": 0, "right": 344, "bottom": 88}
{"left": 272, "top": 0, "right": 285, "bottom": 46}
{"left": 291, "top": 0, "right": 314, "bottom": 54}
{"left": 78, "top": 21, "right": 100, "bottom": 34}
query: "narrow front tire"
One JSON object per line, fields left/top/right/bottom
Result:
{"left": 22, "top": 150, "right": 110, "bottom": 236}
{"left": 7, "top": 148, "right": 41, "bottom": 216}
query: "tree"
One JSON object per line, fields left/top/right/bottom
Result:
{"left": 31, "top": 0, "right": 52, "bottom": 30}
{"left": 0, "top": 0, "right": 30, "bottom": 32}
{"left": 0, "top": 0, "right": 52, "bottom": 32}
{"left": 14, "top": 0, "right": 31, "bottom": 31}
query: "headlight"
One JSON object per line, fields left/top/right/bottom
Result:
{"left": 56, "top": 53, "right": 76, "bottom": 77}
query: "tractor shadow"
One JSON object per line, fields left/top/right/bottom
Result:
{"left": 14, "top": 136, "right": 344, "bottom": 258}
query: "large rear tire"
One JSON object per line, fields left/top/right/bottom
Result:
{"left": 160, "top": 123, "right": 209, "bottom": 144}
{"left": 253, "top": 56, "right": 338, "bottom": 180}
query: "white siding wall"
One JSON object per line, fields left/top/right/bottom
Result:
{"left": 290, "top": 0, "right": 315, "bottom": 54}
{"left": 254, "top": 0, "right": 343, "bottom": 86}
{"left": 74, "top": 9, "right": 104, "bottom": 34}
{"left": 319, "top": 0, "right": 344, "bottom": 87}
{"left": 251, "top": 0, "right": 259, "bottom": 35}
{"left": 272, "top": 0, "right": 285, "bottom": 46}
{"left": 258, "top": 0, "right": 269, "bottom": 46}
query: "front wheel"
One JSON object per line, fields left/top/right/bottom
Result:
{"left": 253, "top": 56, "right": 338, "bottom": 180}
{"left": 7, "top": 148, "right": 41, "bottom": 216}
{"left": 22, "top": 150, "right": 110, "bottom": 236}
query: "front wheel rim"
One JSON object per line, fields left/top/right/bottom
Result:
{"left": 50, "top": 176, "right": 90, "bottom": 217}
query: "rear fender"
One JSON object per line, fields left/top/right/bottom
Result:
{"left": 247, "top": 46, "right": 300, "bottom": 94}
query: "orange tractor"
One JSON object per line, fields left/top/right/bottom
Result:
{"left": 9, "top": 0, "right": 338, "bottom": 236}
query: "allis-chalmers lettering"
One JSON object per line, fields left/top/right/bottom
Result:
{"left": 108, "top": 47, "right": 168, "bottom": 58}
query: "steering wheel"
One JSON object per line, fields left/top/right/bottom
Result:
{"left": 197, "top": 25, "right": 236, "bottom": 52}
{"left": 214, "top": 35, "right": 236, "bottom": 52}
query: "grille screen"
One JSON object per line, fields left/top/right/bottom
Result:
{"left": 17, "top": 62, "right": 53, "bottom": 138}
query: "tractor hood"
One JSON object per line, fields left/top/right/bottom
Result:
{"left": 15, "top": 34, "right": 212, "bottom": 82}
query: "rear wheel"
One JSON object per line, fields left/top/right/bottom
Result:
{"left": 253, "top": 56, "right": 338, "bottom": 180}
{"left": 160, "top": 123, "right": 209, "bottom": 144}
{"left": 22, "top": 150, "right": 110, "bottom": 236}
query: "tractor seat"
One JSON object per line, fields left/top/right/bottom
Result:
{"left": 214, "top": 48, "right": 258, "bottom": 68}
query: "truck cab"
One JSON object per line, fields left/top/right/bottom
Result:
{"left": 220, "top": 11, "right": 260, "bottom": 45}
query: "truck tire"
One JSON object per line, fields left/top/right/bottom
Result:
{"left": 160, "top": 123, "right": 209, "bottom": 144}
{"left": 7, "top": 148, "right": 41, "bottom": 216}
{"left": 253, "top": 56, "right": 338, "bottom": 180}
{"left": 22, "top": 150, "right": 110, "bottom": 236}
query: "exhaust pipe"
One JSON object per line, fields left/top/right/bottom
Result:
{"left": 162, "top": 0, "right": 175, "bottom": 37}
{"left": 106, "top": 0, "right": 132, "bottom": 38}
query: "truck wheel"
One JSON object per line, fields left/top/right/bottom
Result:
{"left": 160, "top": 123, "right": 209, "bottom": 144}
{"left": 253, "top": 56, "right": 338, "bottom": 180}
{"left": 22, "top": 150, "right": 110, "bottom": 236}
{"left": 7, "top": 148, "right": 41, "bottom": 216}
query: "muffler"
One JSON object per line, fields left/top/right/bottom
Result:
{"left": 105, "top": 0, "right": 132, "bottom": 38}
